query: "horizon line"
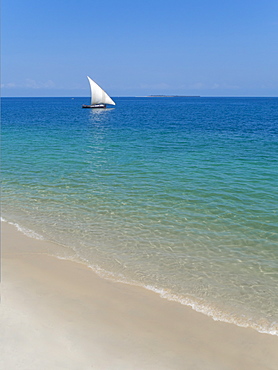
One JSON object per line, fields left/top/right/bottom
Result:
{"left": 1, "top": 96, "right": 278, "bottom": 99}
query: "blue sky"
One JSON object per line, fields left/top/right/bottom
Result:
{"left": 2, "top": 0, "right": 278, "bottom": 97}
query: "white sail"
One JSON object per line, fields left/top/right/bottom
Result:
{"left": 87, "top": 76, "right": 116, "bottom": 106}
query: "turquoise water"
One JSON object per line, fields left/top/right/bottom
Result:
{"left": 2, "top": 97, "right": 278, "bottom": 334}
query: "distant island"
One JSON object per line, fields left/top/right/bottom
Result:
{"left": 147, "top": 95, "right": 200, "bottom": 97}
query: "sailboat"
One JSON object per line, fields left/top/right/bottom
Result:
{"left": 82, "top": 76, "right": 116, "bottom": 109}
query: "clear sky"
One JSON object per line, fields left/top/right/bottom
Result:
{"left": 2, "top": 0, "right": 278, "bottom": 97}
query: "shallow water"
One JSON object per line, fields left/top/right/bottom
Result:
{"left": 2, "top": 97, "right": 278, "bottom": 334}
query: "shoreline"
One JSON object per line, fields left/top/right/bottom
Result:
{"left": 3, "top": 218, "right": 277, "bottom": 337}
{"left": 2, "top": 221, "right": 278, "bottom": 369}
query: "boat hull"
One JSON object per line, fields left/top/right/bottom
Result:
{"left": 82, "top": 104, "right": 107, "bottom": 109}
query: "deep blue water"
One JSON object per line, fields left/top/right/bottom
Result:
{"left": 2, "top": 97, "right": 278, "bottom": 334}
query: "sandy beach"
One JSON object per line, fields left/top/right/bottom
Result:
{"left": 1, "top": 221, "right": 278, "bottom": 370}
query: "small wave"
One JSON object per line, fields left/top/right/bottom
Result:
{"left": 142, "top": 285, "right": 278, "bottom": 336}
{"left": 1, "top": 217, "right": 44, "bottom": 241}
{"left": 74, "top": 254, "right": 278, "bottom": 337}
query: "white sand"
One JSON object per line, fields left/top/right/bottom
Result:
{"left": 1, "top": 221, "right": 278, "bottom": 369}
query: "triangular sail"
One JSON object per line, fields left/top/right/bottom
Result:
{"left": 87, "top": 76, "right": 116, "bottom": 106}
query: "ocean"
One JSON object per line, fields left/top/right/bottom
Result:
{"left": 2, "top": 96, "right": 278, "bottom": 335}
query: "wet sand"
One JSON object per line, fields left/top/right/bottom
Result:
{"left": 1, "top": 221, "right": 278, "bottom": 369}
